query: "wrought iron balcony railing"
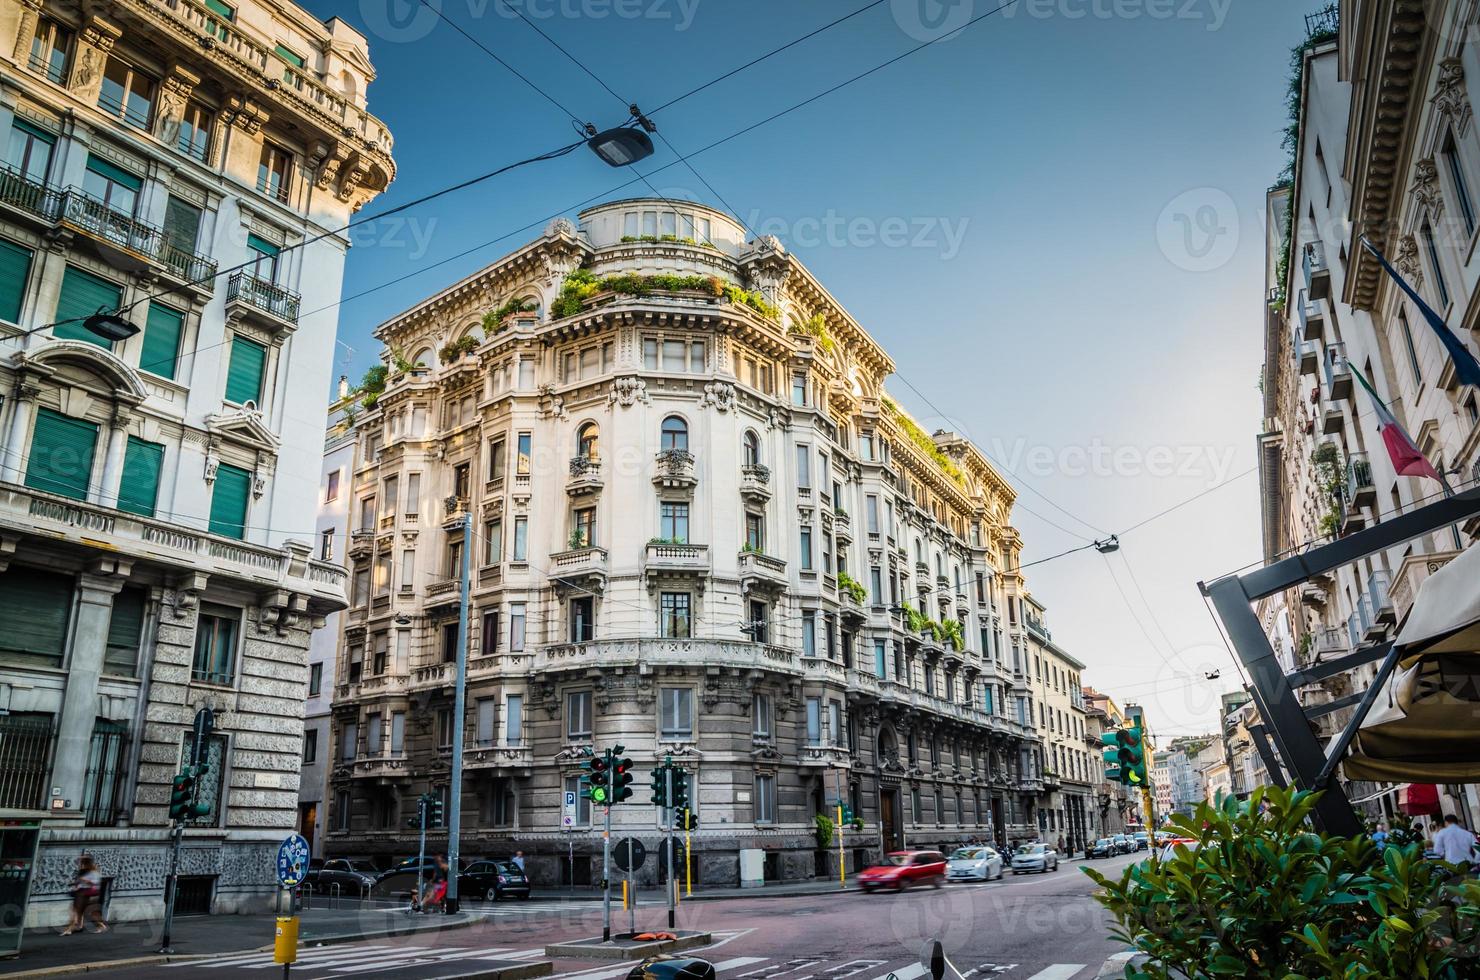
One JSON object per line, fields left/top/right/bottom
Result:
{"left": 227, "top": 271, "right": 301, "bottom": 324}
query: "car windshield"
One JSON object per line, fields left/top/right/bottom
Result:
{"left": 348, "top": 861, "right": 377, "bottom": 872}
{"left": 950, "top": 848, "right": 983, "bottom": 860}
{"left": 1016, "top": 844, "right": 1044, "bottom": 855}
{"left": 884, "top": 854, "right": 912, "bottom": 866}
{"left": 497, "top": 862, "right": 523, "bottom": 874}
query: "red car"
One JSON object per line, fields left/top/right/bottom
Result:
{"left": 857, "top": 850, "right": 947, "bottom": 892}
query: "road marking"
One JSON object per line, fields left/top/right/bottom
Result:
{"left": 871, "top": 963, "right": 925, "bottom": 980}
{"left": 740, "top": 959, "right": 821, "bottom": 978}
{"left": 168, "top": 945, "right": 402, "bottom": 968}
{"left": 551, "top": 955, "right": 766, "bottom": 980}
{"left": 794, "top": 959, "right": 887, "bottom": 980}
{"left": 1021, "top": 967, "right": 1087, "bottom": 980}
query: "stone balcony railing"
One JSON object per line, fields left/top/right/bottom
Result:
{"left": 464, "top": 742, "right": 534, "bottom": 772}
{"left": 351, "top": 753, "right": 411, "bottom": 780}
{"left": 652, "top": 449, "right": 696, "bottom": 489}
{"left": 799, "top": 743, "right": 851, "bottom": 767}
{"left": 535, "top": 638, "right": 801, "bottom": 676}
{"left": 643, "top": 541, "right": 710, "bottom": 575}
{"left": 739, "top": 463, "right": 772, "bottom": 502}
{"left": 567, "top": 455, "right": 603, "bottom": 495}
{"left": 1, "top": 481, "right": 346, "bottom": 607}
{"left": 737, "top": 549, "right": 787, "bottom": 588}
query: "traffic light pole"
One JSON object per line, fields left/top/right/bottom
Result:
{"left": 834, "top": 768, "right": 845, "bottom": 889}
{"left": 160, "top": 821, "right": 184, "bottom": 953}
{"left": 415, "top": 797, "right": 428, "bottom": 911}
{"left": 625, "top": 837, "right": 636, "bottom": 936}
{"left": 445, "top": 513, "right": 472, "bottom": 914}
{"left": 665, "top": 767, "right": 676, "bottom": 930}
{"left": 601, "top": 804, "right": 612, "bottom": 943}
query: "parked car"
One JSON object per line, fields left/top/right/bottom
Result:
{"left": 858, "top": 850, "right": 948, "bottom": 892}
{"left": 1087, "top": 838, "right": 1115, "bottom": 859}
{"left": 1010, "top": 843, "right": 1059, "bottom": 875}
{"left": 1158, "top": 837, "right": 1200, "bottom": 862}
{"left": 312, "top": 858, "right": 379, "bottom": 896}
{"left": 1132, "top": 832, "right": 1150, "bottom": 851}
{"left": 376, "top": 857, "right": 468, "bottom": 900}
{"left": 945, "top": 846, "right": 1003, "bottom": 882}
{"left": 460, "top": 859, "right": 531, "bottom": 901}
{"left": 1110, "top": 834, "right": 1134, "bottom": 855}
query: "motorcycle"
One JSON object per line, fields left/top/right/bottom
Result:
{"left": 629, "top": 940, "right": 958, "bottom": 980}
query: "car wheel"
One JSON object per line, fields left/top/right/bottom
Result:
{"left": 486, "top": 888, "right": 498, "bottom": 902}
{"left": 932, "top": 876, "right": 942, "bottom": 889}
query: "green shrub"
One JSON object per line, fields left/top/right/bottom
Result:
{"left": 814, "top": 813, "right": 835, "bottom": 850}
{"left": 1084, "top": 785, "right": 1480, "bottom": 979}
{"left": 837, "top": 571, "right": 867, "bottom": 604}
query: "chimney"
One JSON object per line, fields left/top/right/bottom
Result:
{"left": 337, "top": 375, "right": 349, "bottom": 399}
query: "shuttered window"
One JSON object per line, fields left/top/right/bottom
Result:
{"left": 25, "top": 407, "right": 98, "bottom": 500}
{"left": 117, "top": 436, "right": 163, "bottom": 517}
{"left": 104, "top": 585, "right": 147, "bottom": 676}
{"left": 225, "top": 336, "right": 265, "bottom": 405}
{"left": 53, "top": 266, "right": 122, "bottom": 347}
{"left": 0, "top": 567, "right": 73, "bottom": 668}
{"left": 140, "top": 302, "right": 183, "bottom": 380}
{"left": 209, "top": 462, "right": 250, "bottom": 539}
{"left": 0, "top": 238, "right": 34, "bottom": 324}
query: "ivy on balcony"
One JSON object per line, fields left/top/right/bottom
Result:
{"left": 881, "top": 396, "right": 967, "bottom": 489}
{"left": 550, "top": 268, "right": 779, "bottom": 321}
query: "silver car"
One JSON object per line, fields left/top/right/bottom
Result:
{"left": 1010, "top": 843, "right": 1059, "bottom": 875}
{"left": 946, "top": 846, "right": 1003, "bottom": 882}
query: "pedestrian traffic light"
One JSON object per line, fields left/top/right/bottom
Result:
{"left": 612, "top": 754, "right": 634, "bottom": 803}
{"left": 668, "top": 768, "right": 688, "bottom": 811}
{"left": 168, "top": 771, "right": 195, "bottom": 822}
{"left": 584, "top": 752, "right": 611, "bottom": 805}
{"left": 649, "top": 765, "right": 668, "bottom": 807}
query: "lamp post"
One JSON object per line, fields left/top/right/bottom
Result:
{"left": 4, "top": 311, "right": 139, "bottom": 344}
{"left": 443, "top": 505, "right": 472, "bottom": 913}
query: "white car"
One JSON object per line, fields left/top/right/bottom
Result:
{"left": 946, "top": 846, "right": 1004, "bottom": 882}
{"left": 1010, "top": 843, "right": 1059, "bottom": 874}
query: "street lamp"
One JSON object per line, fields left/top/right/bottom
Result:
{"left": 1093, "top": 536, "right": 1120, "bottom": 554}
{"left": 4, "top": 310, "right": 139, "bottom": 344}
{"left": 586, "top": 126, "right": 654, "bottom": 167}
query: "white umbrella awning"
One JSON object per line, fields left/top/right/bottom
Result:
{"left": 1391, "top": 543, "right": 1480, "bottom": 658}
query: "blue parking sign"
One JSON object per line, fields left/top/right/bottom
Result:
{"left": 277, "top": 833, "right": 310, "bottom": 888}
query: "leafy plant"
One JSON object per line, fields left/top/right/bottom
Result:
{"left": 837, "top": 571, "right": 867, "bottom": 605}
{"left": 482, "top": 298, "right": 538, "bottom": 334}
{"left": 648, "top": 536, "right": 686, "bottom": 546}
{"left": 1084, "top": 785, "right": 1480, "bottom": 979}
{"left": 880, "top": 397, "right": 967, "bottom": 489}
{"left": 814, "top": 812, "right": 835, "bottom": 850}
{"left": 938, "top": 619, "right": 964, "bottom": 651}
{"left": 789, "top": 312, "right": 836, "bottom": 353}
{"left": 741, "top": 541, "right": 763, "bottom": 555}
{"left": 439, "top": 335, "right": 480, "bottom": 364}
{"left": 550, "top": 269, "right": 743, "bottom": 319}
{"left": 568, "top": 528, "right": 590, "bottom": 550}
{"left": 619, "top": 233, "right": 718, "bottom": 250}
{"left": 901, "top": 602, "right": 928, "bottom": 634}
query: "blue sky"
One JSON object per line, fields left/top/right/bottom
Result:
{"left": 311, "top": 0, "right": 1315, "bottom": 735}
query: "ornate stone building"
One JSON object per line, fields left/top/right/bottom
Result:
{"left": 325, "top": 199, "right": 1070, "bottom": 885}
{"left": 0, "top": 0, "right": 393, "bottom": 927}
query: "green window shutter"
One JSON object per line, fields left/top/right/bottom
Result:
{"left": 84, "top": 154, "right": 142, "bottom": 192}
{"left": 140, "top": 302, "right": 183, "bottom": 380}
{"left": 117, "top": 436, "right": 164, "bottom": 517}
{"left": 13, "top": 119, "right": 55, "bottom": 143}
{"left": 25, "top": 407, "right": 98, "bottom": 500}
{"left": 53, "top": 266, "right": 123, "bottom": 347}
{"left": 246, "top": 233, "right": 280, "bottom": 258}
{"left": 209, "top": 463, "right": 251, "bottom": 539}
{"left": 0, "top": 567, "right": 74, "bottom": 668}
{"left": 164, "top": 197, "right": 202, "bottom": 252}
{"left": 104, "top": 585, "right": 147, "bottom": 676}
{"left": 204, "top": 0, "right": 234, "bottom": 18}
{"left": 274, "top": 45, "right": 305, "bottom": 68}
{"left": 0, "top": 237, "right": 34, "bottom": 324}
{"left": 225, "top": 336, "right": 266, "bottom": 404}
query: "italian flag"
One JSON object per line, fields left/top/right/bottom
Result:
{"left": 1351, "top": 366, "right": 1443, "bottom": 483}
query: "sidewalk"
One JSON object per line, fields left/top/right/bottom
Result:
{"left": 534, "top": 879, "right": 860, "bottom": 901}
{"left": 1, "top": 906, "right": 479, "bottom": 978}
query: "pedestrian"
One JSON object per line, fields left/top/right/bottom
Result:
{"left": 1372, "top": 821, "right": 1389, "bottom": 852}
{"left": 1056, "top": 835, "right": 1066, "bottom": 855}
{"left": 1432, "top": 814, "right": 1476, "bottom": 871}
{"left": 61, "top": 855, "right": 107, "bottom": 935}
{"left": 512, "top": 850, "right": 526, "bottom": 874}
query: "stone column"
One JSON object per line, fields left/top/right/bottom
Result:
{"left": 152, "top": 65, "right": 199, "bottom": 157}
{"left": 66, "top": 15, "right": 120, "bottom": 106}
{"left": 95, "top": 406, "right": 131, "bottom": 505}
{"left": 1, "top": 380, "right": 39, "bottom": 483}
{"left": 8, "top": 0, "right": 42, "bottom": 67}
{"left": 49, "top": 566, "right": 129, "bottom": 822}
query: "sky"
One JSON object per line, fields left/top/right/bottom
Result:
{"left": 306, "top": 0, "right": 1318, "bottom": 738}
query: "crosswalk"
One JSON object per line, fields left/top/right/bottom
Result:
{"left": 554, "top": 956, "right": 1099, "bottom": 980}
{"left": 169, "top": 944, "right": 548, "bottom": 971}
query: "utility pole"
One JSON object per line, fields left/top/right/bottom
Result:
{"left": 444, "top": 510, "right": 472, "bottom": 913}
{"left": 601, "top": 802, "right": 612, "bottom": 942}
{"left": 834, "top": 768, "right": 845, "bottom": 888}
{"left": 162, "top": 707, "right": 212, "bottom": 954}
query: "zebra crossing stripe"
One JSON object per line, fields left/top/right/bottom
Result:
{"left": 168, "top": 945, "right": 401, "bottom": 968}
{"left": 1021, "top": 967, "right": 1087, "bottom": 980}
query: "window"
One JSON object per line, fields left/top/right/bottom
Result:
{"left": 54, "top": 266, "right": 122, "bottom": 348}
{"left": 25, "top": 408, "right": 97, "bottom": 501}
{"left": 660, "top": 592, "right": 691, "bottom": 638}
{"left": 308, "top": 662, "right": 323, "bottom": 697}
{"left": 437, "top": 708, "right": 453, "bottom": 748}
{"left": 453, "top": 463, "right": 471, "bottom": 500}
{"left": 29, "top": 18, "right": 71, "bottom": 84}
{"left": 489, "top": 439, "right": 506, "bottom": 480}
{"left": 660, "top": 687, "right": 693, "bottom": 739}
{"left": 400, "top": 549, "right": 415, "bottom": 590}
{"left": 1422, "top": 220, "right": 1451, "bottom": 308}
{"left": 754, "top": 773, "right": 776, "bottom": 823}
{"left": 510, "top": 603, "right": 526, "bottom": 652}
{"left": 516, "top": 432, "right": 532, "bottom": 474}
{"left": 299, "top": 727, "right": 316, "bottom": 765}
{"left": 480, "top": 609, "right": 500, "bottom": 655}
{"left": 226, "top": 336, "right": 267, "bottom": 405}
{"left": 643, "top": 336, "right": 706, "bottom": 372}
{"left": 335, "top": 790, "right": 351, "bottom": 830}
{"left": 743, "top": 430, "right": 760, "bottom": 466}
{"left": 193, "top": 604, "right": 239, "bottom": 685}
{"left": 98, "top": 57, "right": 156, "bottom": 129}
{"left": 874, "top": 639, "right": 887, "bottom": 679}
{"left": 476, "top": 698, "right": 496, "bottom": 745}
{"left": 340, "top": 721, "right": 358, "bottom": 761}
{"left": 366, "top": 713, "right": 382, "bottom": 755}
{"left": 870, "top": 568, "right": 883, "bottom": 605}
{"left": 828, "top": 701, "right": 843, "bottom": 746}
{"left": 799, "top": 527, "right": 813, "bottom": 570}
{"left": 746, "top": 599, "right": 768, "bottom": 644}
{"left": 0, "top": 238, "right": 33, "bottom": 325}
{"left": 660, "top": 415, "right": 689, "bottom": 451}
{"left": 866, "top": 495, "right": 880, "bottom": 534}
{"left": 806, "top": 697, "right": 821, "bottom": 745}
{"left": 802, "top": 610, "right": 816, "bottom": 657}
{"left": 745, "top": 512, "right": 764, "bottom": 551}
{"left": 391, "top": 712, "right": 405, "bottom": 753}
{"left": 570, "top": 596, "right": 594, "bottom": 642}
{"left": 137, "top": 301, "right": 186, "bottom": 381}
{"left": 381, "top": 476, "right": 398, "bottom": 520}
{"left": 505, "top": 694, "right": 523, "bottom": 744}
{"left": 118, "top": 436, "right": 164, "bottom": 517}
{"left": 573, "top": 507, "right": 596, "bottom": 548}
{"left": 257, "top": 142, "right": 292, "bottom": 203}
{"left": 178, "top": 102, "right": 213, "bottom": 162}
{"left": 7, "top": 120, "right": 53, "bottom": 183}
{"left": 567, "top": 690, "right": 593, "bottom": 740}
{"left": 247, "top": 233, "right": 279, "bottom": 282}
{"left": 752, "top": 693, "right": 772, "bottom": 739}
{"left": 441, "top": 621, "right": 459, "bottom": 663}
{"left": 512, "top": 517, "right": 528, "bottom": 561}
{"left": 796, "top": 445, "right": 811, "bottom": 488}
{"left": 209, "top": 463, "right": 251, "bottom": 539}
{"left": 1444, "top": 131, "right": 1476, "bottom": 237}
{"left": 576, "top": 422, "right": 599, "bottom": 460}
{"left": 792, "top": 374, "right": 807, "bottom": 406}
{"left": 371, "top": 632, "right": 388, "bottom": 673}
{"left": 102, "top": 585, "right": 146, "bottom": 677}
{"left": 659, "top": 502, "right": 689, "bottom": 542}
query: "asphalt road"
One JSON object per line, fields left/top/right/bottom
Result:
{"left": 76, "top": 852, "right": 1143, "bottom": 980}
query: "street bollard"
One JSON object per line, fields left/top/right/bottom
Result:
{"left": 274, "top": 914, "right": 298, "bottom": 979}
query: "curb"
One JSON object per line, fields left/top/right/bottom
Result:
{"left": 1, "top": 914, "right": 483, "bottom": 980}
{"left": 1095, "top": 949, "right": 1139, "bottom": 979}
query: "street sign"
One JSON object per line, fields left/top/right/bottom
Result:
{"left": 276, "top": 833, "right": 310, "bottom": 888}
{"left": 613, "top": 837, "right": 646, "bottom": 872}
{"left": 563, "top": 790, "right": 576, "bottom": 829}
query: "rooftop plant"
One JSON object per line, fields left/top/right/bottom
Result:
{"left": 482, "top": 298, "right": 537, "bottom": 335}
{"left": 837, "top": 571, "right": 866, "bottom": 605}
{"left": 549, "top": 269, "right": 778, "bottom": 322}
{"left": 789, "top": 312, "right": 836, "bottom": 353}
{"left": 438, "top": 334, "right": 480, "bottom": 364}
{"left": 881, "top": 396, "right": 968, "bottom": 489}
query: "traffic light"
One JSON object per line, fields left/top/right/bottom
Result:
{"left": 668, "top": 768, "right": 689, "bottom": 811}
{"left": 584, "top": 752, "right": 611, "bottom": 805}
{"left": 649, "top": 765, "right": 668, "bottom": 807}
{"left": 1103, "top": 727, "right": 1147, "bottom": 786}
{"left": 612, "top": 752, "right": 634, "bottom": 803}
{"left": 678, "top": 807, "right": 699, "bottom": 831}
{"left": 1100, "top": 731, "right": 1124, "bottom": 783}
{"left": 168, "top": 771, "right": 195, "bottom": 822}
{"left": 840, "top": 803, "right": 855, "bottom": 825}
{"left": 430, "top": 793, "right": 445, "bottom": 828}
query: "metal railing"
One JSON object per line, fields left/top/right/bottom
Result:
{"left": 0, "top": 714, "right": 54, "bottom": 810}
{"left": 60, "top": 190, "right": 162, "bottom": 257}
{"left": 28, "top": 51, "right": 66, "bottom": 85}
{"left": 1323, "top": 342, "right": 1349, "bottom": 389}
{"left": 161, "top": 241, "right": 219, "bottom": 284}
{"left": 1344, "top": 452, "right": 1373, "bottom": 503}
{"left": 227, "top": 271, "right": 301, "bottom": 324}
{"left": 0, "top": 166, "right": 62, "bottom": 220}
{"left": 1306, "top": 3, "right": 1338, "bottom": 39}
{"left": 1304, "top": 241, "right": 1329, "bottom": 283}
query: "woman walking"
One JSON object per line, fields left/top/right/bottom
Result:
{"left": 61, "top": 855, "right": 107, "bottom": 935}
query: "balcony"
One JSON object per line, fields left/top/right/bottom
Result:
{"left": 549, "top": 546, "right": 608, "bottom": 593}
{"left": 739, "top": 464, "right": 772, "bottom": 503}
{"left": 799, "top": 743, "right": 851, "bottom": 768}
{"left": 737, "top": 549, "right": 788, "bottom": 591}
{"left": 1312, "top": 625, "right": 1347, "bottom": 661}
{"left": 1303, "top": 241, "right": 1331, "bottom": 301}
{"left": 226, "top": 272, "right": 301, "bottom": 334}
{"left": 652, "top": 449, "right": 696, "bottom": 491}
{"left": 832, "top": 509, "right": 853, "bottom": 543}
{"left": 1321, "top": 402, "right": 1344, "bottom": 435}
{"left": 351, "top": 753, "right": 411, "bottom": 782}
{"left": 0, "top": 481, "right": 346, "bottom": 609}
{"left": 1338, "top": 491, "right": 1366, "bottom": 535}
{"left": 567, "top": 455, "right": 603, "bottom": 496}
{"left": 1368, "top": 568, "right": 1395, "bottom": 626}
{"left": 464, "top": 742, "right": 534, "bottom": 774}
{"left": 1323, "top": 342, "right": 1352, "bottom": 401}
{"left": 1344, "top": 451, "right": 1375, "bottom": 510}
{"left": 535, "top": 638, "right": 802, "bottom": 677}
{"left": 1296, "top": 337, "right": 1319, "bottom": 376}
{"left": 1299, "top": 292, "right": 1326, "bottom": 341}
{"left": 1389, "top": 550, "right": 1458, "bottom": 620}
{"left": 644, "top": 541, "right": 710, "bottom": 578}
{"left": 0, "top": 166, "right": 62, "bottom": 228}
{"left": 1041, "top": 770, "right": 1062, "bottom": 791}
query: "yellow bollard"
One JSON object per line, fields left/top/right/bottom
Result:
{"left": 273, "top": 915, "right": 298, "bottom": 965}
{"left": 622, "top": 879, "right": 628, "bottom": 911}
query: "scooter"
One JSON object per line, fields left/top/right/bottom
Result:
{"left": 627, "top": 940, "right": 960, "bottom": 980}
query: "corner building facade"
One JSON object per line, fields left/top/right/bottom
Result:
{"left": 327, "top": 200, "right": 1060, "bottom": 885}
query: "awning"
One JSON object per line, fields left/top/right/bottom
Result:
{"left": 1342, "top": 544, "right": 1480, "bottom": 782}
{"left": 1399, "top": 783, "right": 1441, "bottom": 816}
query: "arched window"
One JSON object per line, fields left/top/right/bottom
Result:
{"left": 577, "top": 422, "right": 599, "bottom": 460}
{"left": 742, "top": 430, "right": 760, "bottom": 466}
{"left": 660, "top": 415, "right": 688, "bottom": 452}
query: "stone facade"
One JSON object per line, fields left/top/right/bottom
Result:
{"left": 0, "top": 0, "right": 392, "bottom": 926}
{"left": 321, "top": 199, "right": 1089, "bottom": 884}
